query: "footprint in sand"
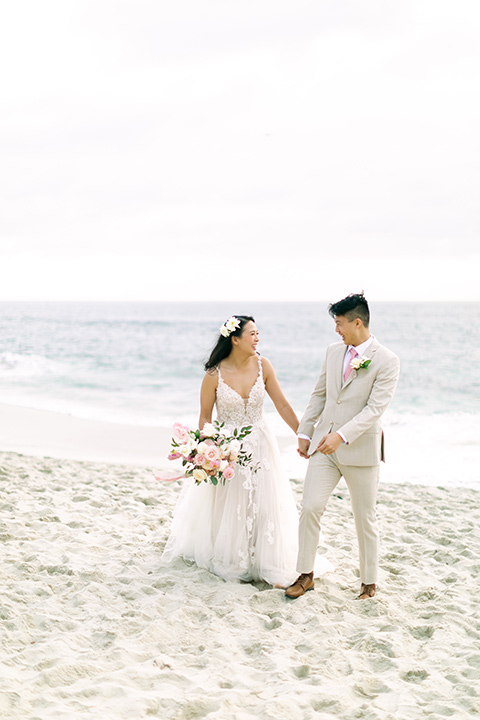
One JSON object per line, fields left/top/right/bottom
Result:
{"left": 415, "top": 589, "right": 438, "bottom": 602}
{"left": 401, "top": 669, "right": 429, "bottom": 683}
{"left": 264, "top": 618, "right": 282, "bottom": 630}
{"left": 354, "top": 677, "right": 391, "bottom": 697}
{"left": 410, "top": 625, "right": 435, "bottom": 640}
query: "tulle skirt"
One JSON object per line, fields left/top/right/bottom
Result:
{"left": 161, "top": 421, "right": 332, "bottom": 586}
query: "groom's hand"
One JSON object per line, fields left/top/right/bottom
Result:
{"left": 317, "top": 433, "right": 343, "bottom": 455}
{"left": 297, "top": 438, "right": 310, "bottom": 459}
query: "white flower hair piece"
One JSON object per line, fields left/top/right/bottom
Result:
{"left": 220, "top": 316, "right": 241, "bottom": 337}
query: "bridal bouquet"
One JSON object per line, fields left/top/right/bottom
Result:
{"left": 167, "top": 420, "right": 257, "bottom": 486}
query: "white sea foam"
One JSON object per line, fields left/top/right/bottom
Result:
{"left": 0, "top": 351, "right": 67, "bottom": 377}
{"left": 272, "top": 409, "right": 480, "bottom": 491}
{"left": 380, "top": 410, "right": 480, "bottom": 489}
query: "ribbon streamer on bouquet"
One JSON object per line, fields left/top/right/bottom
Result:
{"left": 154, "top": 473, "right": 186, "bottom": 482}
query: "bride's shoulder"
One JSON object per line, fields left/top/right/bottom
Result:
{"left": 202, "top": 367, "right": 219, "bottom": 387}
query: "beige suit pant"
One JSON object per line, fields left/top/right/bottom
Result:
{"left": 297, "top": 452, "right": 380, "bottom": 584}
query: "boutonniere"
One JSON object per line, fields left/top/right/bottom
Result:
{"left": 351, "top": 355, "right": 371, "bottom": 371}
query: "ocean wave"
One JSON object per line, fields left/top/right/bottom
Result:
{"left": 0, "top": 352, "right": 68, "bottom": 378}
{"left": 266, "top": 408, "right": 480, "bottom": 491}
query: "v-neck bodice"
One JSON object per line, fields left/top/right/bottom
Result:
{"left": 216, "top": 356, "right": 265, "bottom": 428}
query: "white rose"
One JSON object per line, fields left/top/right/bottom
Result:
{"left": 202, "top": 422, "right": 217, "bottom": 438}
{"left": 192, "top": 468, "right": 208, "bottom": 484}
{"left": 351, "top": 355, "right": 370, "bottom": 371}
{"left": 229, "top": 439, "right": 241, "bottom": 454}
{"left": 196, "top": 441, "right": 209, "bottom": 455}
{"left": 220, "top": 460, "right": 229, "bottom": 472}
{"left": 180, "top": 444, "right": 191, "bottom": 457}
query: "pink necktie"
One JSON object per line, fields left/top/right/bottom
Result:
{"left": 343, "top": 347, "right": 358, "bottom": 382}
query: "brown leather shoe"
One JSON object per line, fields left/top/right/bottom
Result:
{"left": 285, "top": 572, "right": 314, "bottom": 598}
{"left": 357, "top": 582, "right": 376, "bottom": 599}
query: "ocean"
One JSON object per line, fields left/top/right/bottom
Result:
{"left": 0, "top": 301, "right": 479, "bottom": 488}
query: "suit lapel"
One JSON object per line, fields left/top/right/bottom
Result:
{"left": 334, "top": 344, "right": 346, "bottom": 393}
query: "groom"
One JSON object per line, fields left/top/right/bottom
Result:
{"left": 286, "top": 293, "right": 400, "bottom": 600}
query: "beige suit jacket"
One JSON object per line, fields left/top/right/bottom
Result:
{"left": 298, "top": 338, "right": 400, "bottom": 466}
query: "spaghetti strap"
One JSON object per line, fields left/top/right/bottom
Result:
{"left": 257, "top": 353, "right": 263, "bottom": 379}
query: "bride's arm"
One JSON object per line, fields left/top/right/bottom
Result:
{"left": 262, "top": 357, "right": 299, "bottom": 434}
{"left": 198, "top": 370, "right": 218, "bottom": 430}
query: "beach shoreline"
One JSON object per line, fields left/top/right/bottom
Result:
{"left": 0, "top": 401, "right": 303, "bottom": 476}
{"left": 0, "top": 402, "right": 170, "bottom": 468}
{"left": 1, "top": 448, "right": 479, "bottom": 719}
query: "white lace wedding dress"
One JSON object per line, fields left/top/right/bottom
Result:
{"left": 161, "top": 356, "right": 333, "bottom": 586}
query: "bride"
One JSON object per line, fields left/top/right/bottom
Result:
{"left": 161, "top": 315, "right": 332, "bottom": 586}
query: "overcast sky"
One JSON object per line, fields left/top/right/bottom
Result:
{"left": 1, "top": 0, "right": 479, "bottom": 302}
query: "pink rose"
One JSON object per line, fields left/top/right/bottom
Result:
{"left": 222, "top": 465, "right": 235, "bottom": 480}
{"left": 173, "top": 423, "right": 189, "bottom": 441}
{"left": 205, "top": 445, "right": 221, "bottom": 462}
{"left": 168, "top": 452, "right": 182, "bottom": 460}
{"left": 195, "top": 454, "right": 206, "bottom": 466}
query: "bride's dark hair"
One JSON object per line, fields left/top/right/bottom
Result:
{"left": 204, "top": 315, "right": 255, "bottom": 371}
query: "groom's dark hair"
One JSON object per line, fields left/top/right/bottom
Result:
{"left": 328, "top": 293, "right": 370, "bottom": 327}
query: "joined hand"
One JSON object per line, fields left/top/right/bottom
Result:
{"left": 297, "top": 437, "right": 310, "bottom": 459}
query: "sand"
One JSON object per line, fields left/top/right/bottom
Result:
{"left": 1, "top": 445, "right": 479, "bottom": 720}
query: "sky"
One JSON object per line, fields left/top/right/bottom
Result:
{"left": 0, "top": 0, "right": 479, "bottom": 302}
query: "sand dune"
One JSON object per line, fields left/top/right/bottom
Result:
{"left": 0, "top": 450, "right": 479, "bottom": 719}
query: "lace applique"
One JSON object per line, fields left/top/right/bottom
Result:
{"left": 215, "top": 355, "right": 265, "bottom": 430}
{"left": 265, "top": 521, "right": 275, "bottom": 545}
{"left": 215, "top": 356, "right": 275, "bottom": 576}
{"left": 238, "top": 550, "right": 248, "bottom": 570}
